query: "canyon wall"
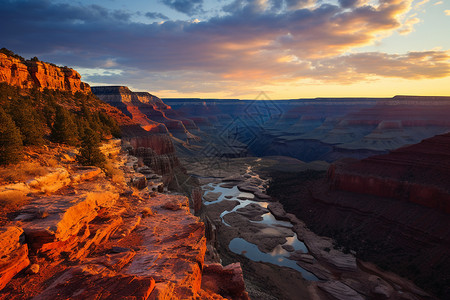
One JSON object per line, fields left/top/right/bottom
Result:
{"left": 92, "top": 86, "right": 192, "bottom": 137}
{"left": 164, "top": 96, "right": 450, "bottom": 162}
{"left": 269, "top": 133, "right": 450, "bottom": 298}
{"left": 0, "top": 53, "right": 91, "bottom": 93}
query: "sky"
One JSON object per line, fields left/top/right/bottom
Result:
{"left": 1, "top": 0, "right": 449, "bottom": 99}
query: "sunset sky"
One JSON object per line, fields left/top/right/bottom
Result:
{"left": 1, "top": 0, "right": 449, "bottom": 99}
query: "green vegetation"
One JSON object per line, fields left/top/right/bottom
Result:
{"left": 0, "top": 107, "right": 23, "bottom": 165}
{"left": 50, "top": 105, "right": 78, "bottom": 145}
{"left": 0, "top": 48, "right": 25, "bottom": 61}
{"left": 0, "top": 82, "right": 121, "bottom": 165}
{"left": 76, "top": 127, "right": 106, "bottom": 167}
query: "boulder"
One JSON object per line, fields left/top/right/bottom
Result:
{"left": 236, "top": 203, "right": 268, "bottom": 221}
{"left": 204, "top": 192, "right": 222, "bottom": 202}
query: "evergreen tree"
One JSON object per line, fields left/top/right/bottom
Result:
{"left": 76, "top": 127, "right": 106, "bottom": 167}
{"left": 9, "top": 100, "right": 44, "bottom": 146}
{"left": 98, "top": 111, "right": 121, "bottom": 138}
{"left": 50, "top": 105, "right": 78, "bottom": 145}
{"left": 0, "top": 108, "right": 23, "bottom": 165}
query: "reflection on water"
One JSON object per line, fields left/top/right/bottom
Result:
{"left": 203, "top": 180, "right": 316, "bottom": 279}
{"left": 229, "top": 238, "right": 319, "bottom": 281}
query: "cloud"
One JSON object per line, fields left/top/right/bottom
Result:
{"left": 445, "top": 10, "right": 450, "bottom": 16}
{"left": 338, "top": 0, "right": 361, "bottom": 8}
{"left": 161, "top": 0, "right": 203, "bottom": 15}
{"left": 414, "top": 0, "right": 429, "bottom": 9}
{"left": 433, "top": 1, "right": 442, "bottom": 5}
{"left": 145, "top": 12, "right": 169, "bottom": 20}
{"left": 398, "top": 16, "right": 420, "bottom": 35}
{"left": 1, "top": 0, "right": 448, "bottom": 96}
{"left": 313, "top": 51, "right": 450, "bottom": 82}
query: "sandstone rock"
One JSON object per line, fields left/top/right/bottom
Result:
{"left": 237, "top": 183, "right": 260, "bottom": 194}
{"left": 219, "top": 182, "right": 237, "bottom": 188}
{"left": 204, "top": 192, "right": 222, "bottom": 202}
{"left": 236, "top": 203, "right": 269, "bottom": 221}
{"left": 27, "top": 264, "right": 40, "bottom": 274}
{"left": 267, "top": 202, "right": 290, "bottom": 221}
{"left": 0, "top": 182, "right": 30, "bottom": 203}
{"left": 27, "top": 168, "right": 71, "bottom": 194}
{"left": 161, "top": 198, "right": 184, "bottom": 211}
{"left": 318, "top": 280, "right": 365, "bottom": 300}
{"left": 191, "top": 187, "right": 203, "bottom": 214}
{"left": 0, "top": 53, "right": 90, "bottom": 93}
{"left": 0, "top": 226, "right": 30, "bottom": 291}
{"left": 254, "top": 192, "right": 271, "bottom": 200}
{"left": 201, "top": 263, "right": 250, "bottom": 300}
{"left": 129, "top": 173, "right": 148, "bottom": 190}
{"left": 296, "top": 261, "right": 334, "bottom": 280}
{"left": 125, "top": 194, "right": 207, "bottom": 299}
{"left": 18, "top": 190, "right": 118, "bottom": 256}
{"left": 34, "top": 264, "right": 155, "bottom": 300}
{"left": 70, "top": 167, "right": 102, "bottom": 183}
{"left": 282, "top": 244, "right": 295, "bottom": 252}
{"left": 322, "top": 250, "right": 357, "bottom": 271}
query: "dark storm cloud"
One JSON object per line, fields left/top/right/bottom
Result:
{"left": 338, "top": 0, "right": 360, "bottom": 8}
{"left": 160, "top": 0, "right": 204, "bottom": 15}
{"left": 145, "top": 12, "right": 169, "bottom": 20}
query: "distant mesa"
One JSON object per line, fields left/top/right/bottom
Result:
{"left": 92, "top": 86, "right": 199, "bottom": 143}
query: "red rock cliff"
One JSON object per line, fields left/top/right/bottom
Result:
{"left": 329, "top": 132, "right": 450, "bottom": 214}
{"left": 0, "top": 53, "right": 90, "bottom": 93}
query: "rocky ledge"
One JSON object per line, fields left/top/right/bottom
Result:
{"left": 0, "top": 141, "right": 248, "bottom": 299}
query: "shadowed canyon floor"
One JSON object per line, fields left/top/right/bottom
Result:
{"left": 186, "top": 156, "right": 438, "bottom": 300}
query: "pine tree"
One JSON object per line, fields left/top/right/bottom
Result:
{"left": 9, "top": 100, "right": 44, "bottom": 146}
{"left": 0, "top": 108, "right": 23, "bottom": 165}
{"left": 76, "top": 127, "right": 106, "bottom": 167}
{"left": 50, "top": 105, "right": 78, "bottom": 146}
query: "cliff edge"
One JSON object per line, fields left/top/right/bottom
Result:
{"left": 0, "top": 53, "right": 90, "bottom": 94}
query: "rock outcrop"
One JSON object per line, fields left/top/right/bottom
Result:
{"left": 0, "top": 53, "right": 91, "bottom": 93}
{"left": 0, "top": 227, "right": 29, "bottom": 291}
{"left": 0, "top": 141, "right": 249, "bottom": 299}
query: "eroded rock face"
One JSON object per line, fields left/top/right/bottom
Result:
{"left": 17, "top": 188, "right": 119, "bottom": 257}
{"left": 329, "top": 132, "right": 450, "bottom": 213}
{"left": 0, "top": 53, "right": 90, "bottom": 93}
{"left": 270, "top": 133, "right": 450, "bottom": 297}
{"left": 201, "top": 263, "right": 250, "bottom": 300}
{"left": 0, "top": 151, "right": 249, "bottom": 299}
{"left": 0, "top": 227, "right": 30, "bottom": 291}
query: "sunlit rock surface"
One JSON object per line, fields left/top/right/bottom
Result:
{"left": 0, "top": 53, "right": 90, "bottom": 93}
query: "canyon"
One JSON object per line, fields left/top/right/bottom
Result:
{"left": 91, "top": 86, "right": 450, "bottom": 299}
{"left": 1, "top": 52, "right": 449, "bottom": 299}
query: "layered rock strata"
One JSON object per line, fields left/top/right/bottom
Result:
{"left": 270, "top": 133, "right": 450, "bottom": 298}
{"left": 0, "top": 141, "right": 249, "bottom": 299}
{"left": 0, "top": 53, "right": 90, "bottom": 93}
